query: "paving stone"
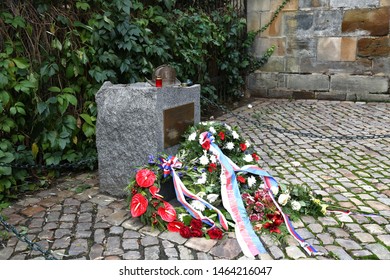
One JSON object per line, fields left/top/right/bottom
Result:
{"left": 269, "top": 245, "right": 285, "bottom": 259}
{"left": 318, "top": 216, "right": 338, "bottom": 226}
{"left": 46, "top": 212, "right": 61, "bottom": 222}
{"left": 185, "top": 238, "right": 217, "bottom": 252}
{"left": 94, "top": 229, "right": 106, "bottom": 244}
{"left": 60, "top": 222, "right": 73, "bottom": 229}
{"left": 317, "top": 233, "right": 334, "bottom": 245}
{"left": 139, "top": 226, "right": 161, "bottom": 237}
{"left": 209, "top": 238, "right": 242, "bottom": 259}
{"left": 55, "top": 229, "right": 72, "bottom": 239}
{"left": 123, "top": 230, "right": 141, "bottom": 239}
{"left": 121, "top": 218, "right": 144, "bottom": 231}
{"left": 78, "top": 212, "right": 92, "bottom": 223}
{"left": 344, "top": 223, "right": 364, "bottom": 233}
{"left": 327, "top": 227, "right": 350, "bottom": 238}
{"left": 80, "top": 202, "right": 94, "bottom": 213}
{"left": 178, "top": 245, "right": 197, "bottom": 260}
{"left": 144, "top": 245, "right": 161, "bottom": 260}
{"left": 308, "top": 223, "right": 323, "bottom": 233}
{"left": 52, "top": 237, "right": 71, "bottom": 250}
{"left": 89, "top": 244, "right": 104, "bottom": 260}
{"left": 104, "top": 236, "right": 124, "bottom": 255}
{"left": 75, "top": 230, "right": 92, "bottom": 238}
{"left": 351, "top": 250, "right": 374, "bottom": 258}
{"left": 353, "top": 232, "right": 376, "bottom": 243}
{"left": 335, "top": 238, "right": 362, "bottom": 250}
{"left": 196, "top": 252, "right": 214, "bottom": 260}
{"left": 109, "top": 226, "right": 124, "bottom": 235}
{"left": 60, "top": 214, "right": 76, "bottom": 222}
{"left": 285, "top": 246, "right": 306, "bottom": 260}
{"left": 377, "top": 235, "right": 390, "bottom": 247}
{"left": 164, "top": 247, "right": 179, "bottom": 259}
{"left": 104, "top": 210, "right": 128, "bottom": 226}
{"left": 140, "top": 235, "right": 159, "bottom": 247}
{"left": 123, "top": 251, "right": 142, "bottom": 260}
{"left": 158, "top": 231, "right": 187, "bottom": 244}
{"left": 363, "top": 224, "right": 386, "bottom": 235}
{"left": 90, "top": 195, "right": 115, "bottom": 206}
{"left": 325, "top": 245, "right": 353, "bottom": 260}
{"left": 68, "top": 239, "right": 88, "bottom": 256}
{"left": 94, "top": 222, "right": 111, "bottom": 229}
{"left": 385, "top": 225, "right": 390, "bottom": 233}
{"left": 365, "top": 243, "right": 390, "bottom": 260}
{"left": 123, "top": 239, "right": 139, "bottom": 250}
{"left": 29, "top": 218, "right": 44, "bottom": 228}
{"left": 77, "top": 222, "right": 92, "bottom": 231}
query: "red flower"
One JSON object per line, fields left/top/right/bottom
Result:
{"left": 263, "top": 213, "right": 284, "bottom": 234}
{"left": 237, "top": 175, "right": 246, "bottom": 183}
{"left": 135, "top": 169, "right": 156, "bottom": 188}
{"left": 208, "top": 163, "right": 217, "bottom": 173}
{"left": 149, "top": 186, "right": 163, "bottom": 199}
{"left": 207, "top": 227, "right": 223, "bottom": 239}
{"left": 190, "top": 219, "right": 203, "bottom": 230}
{"left": 240, "top": 143, "right": 247, "bottom": 152}
{"left": 157, "top": 201, "right": 176, "bottom": 222}
{"left": 179, "top": 226, "right": 192, "bottom": 238}
{"left": 252, "top": 153, "right": 260, "bottom": 161}
{"left": 191, "top": 228, "right": 204, "bottom": 237}
{"left": 167, "top": 221, "right": 185, "bottom": 232}
{"left": 202, "top": 139, "right": 211, "bottom": 150}
{"left": 218, "top": 131, "right": 225, "bottom": 141}
{"left": 130, "top": 193, "right": 148, "bottom": 217}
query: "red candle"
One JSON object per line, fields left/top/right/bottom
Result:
{"left": 156, "top": 77, "right": 162, "bottom": 87}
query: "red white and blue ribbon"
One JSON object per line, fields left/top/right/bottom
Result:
{"left": 200, "top": 132, "right": 267, "bottom": 256}
{"left": 200, "top": 131, "right": 322, "bottom": 257}
{"left": 159, "top": 155, "right": 229, "bottom": 230}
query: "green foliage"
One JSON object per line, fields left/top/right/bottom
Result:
{"left": 0, "top": 0, "right": 277, "bottom": 203}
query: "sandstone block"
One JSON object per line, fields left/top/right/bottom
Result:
{"left": 247, "top": 0, "right": 270, "bottom": 12}
{"left": 271, "top": 0, "right": 298, "bottom": 11}
{"left": 247, "top": 11, "right": 261, "bottom": 32}
{"left": 331, "top": 75, "right": 389, "bottom": 93}
{"left": 357, "top": 37, "right": 390, "bottom": 57}
{"left": 314, "top": 10, "right": 343, "bottom": 36}
{"left": 331, "top": 0, "right": 380, "bottom": 9}
{"left": 342, "top": 7, "right": 390, "bottom": 36}
{"left": 287, "top": 74, "right": 330, "bottom": 91}
{"left": 299, "top": 0, "right": 329, "bottom": 9}
{"left": 317, "top": 37, "right": 357, "bottom": 61}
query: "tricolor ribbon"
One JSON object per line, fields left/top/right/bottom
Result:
{"left": 200, "top": 131, "right": 322, "bottom": 257}
{"left": 159, "top": 155, "right": 228, "bottom": 230}
{"left": 200, "top": 132, "right": 267, "bottom": 257}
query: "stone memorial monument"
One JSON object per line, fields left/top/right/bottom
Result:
{"left": 96, "top": 81, "right": 200, "bottom": 197}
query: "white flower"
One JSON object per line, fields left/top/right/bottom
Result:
{"left": 224, "top": 124, "right": 232, "bottom": 131}
{"left": 191, "top": 200, "right": 206, "bottom": 212}
{"left": 209, "top": 126, "right": 216, "bottom": 134}
{"left": 245, "top": 140, "right": 251, "bottom": 148}
{"left": 247, "top": 104, "right": 253, "bottom": 109}
{"left": 247, "top": 176, "right": 256, "bottom": 187}
{"left": 178, "top": 213, "right": 186, "bottom": 222}
{"left": 270, "top": 185, "right": 279, "bottom": 196}
{"left": 210, "top": 155, "right": 217, "bottom": 163}
{"left": 243, "top": 154, "right": 253, "bottom": 162}
{"left": 291, "top": 200, "right": 301, "bottom": 211}
{"left": 206, "top": 194, "right": 219, "bottom": 203}
{"left": 226, "top": 142, "right": 234, "bottom": 150}
{"left": 188, "top": 132, "right": 197, "bottom": 141}
{"left": 195, "top": 173, "right": 207, "bottom": 184}
{"left": 278, "top": 193, "right": 290, "bottom": 206}
{"left": 199, "top": 154, "right": 209, "bottom": 166}
{"left": 196, "top": 192, "right": 206, "bottom": 198}
{"left": 232, "top": 130, "right": 240, "bottom": 139}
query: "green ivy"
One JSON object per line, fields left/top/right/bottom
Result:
{"left": 0, "top": 0, "right": 279, "bottom": 205}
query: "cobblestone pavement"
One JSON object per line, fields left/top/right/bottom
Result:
{"left": 1, "top": 99, "right": 389, "bottom": 260}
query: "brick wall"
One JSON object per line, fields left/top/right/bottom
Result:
{"left": 247, "top": 0, "right": 390, "bottom": 101}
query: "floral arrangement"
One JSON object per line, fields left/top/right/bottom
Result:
{"left": 127, "top": 121, "right": 328, "bottom": 246}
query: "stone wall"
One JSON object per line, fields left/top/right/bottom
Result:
{"left": 247, "top": 0, "right": 390, "bottom": 101}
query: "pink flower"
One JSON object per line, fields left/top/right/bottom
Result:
{"left": 157, "top": 201, "right": 176, "bottom": 222}
{"left": 130, "top": 193, "right": 148, "bottom": 217}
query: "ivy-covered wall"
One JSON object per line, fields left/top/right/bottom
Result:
{"left": 247, "top": 0, "right": 390, "bottom": 101}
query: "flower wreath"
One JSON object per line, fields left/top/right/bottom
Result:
{"left": 127, "top": 121, "right": 363, "bottom": 255}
